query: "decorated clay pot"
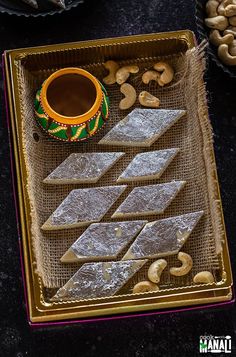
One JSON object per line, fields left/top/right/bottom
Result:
{"left": 34, "top": 67, "right": 109, "bottom": 142}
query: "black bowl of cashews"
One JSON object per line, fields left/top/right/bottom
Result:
{"left": 196, "top": 0, "right": 236, "bottom": 78}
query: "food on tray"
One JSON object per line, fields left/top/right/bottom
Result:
{"left": 103, "top": 61, "right": 120, "bottom": 85}
{"left": 153, "top": 62, "right": 174, "bottom": 86}
{"left": 119, "top": 83, "right": 137, "bottom": 110}
{"left": 193, "top": 271, "right": 215, "bottom": 284}
{"left": 61, "top": 220, "right": 147, "bottom": 263}
{"left": 205, "top": 0, "right": 236, "bottom": 66}
{"left": 132, "top": 281, "right": 159, "bottom": 294}
{"left": 142, "top": 70, "right": 161, "bottom": 84}
{"left": 43, "top": 152, "right": 124, "bottom": 185}
{"left": 169, "top": 252, "right": 193, "bottom": 276}
{"left": 52, "top": 260, "right": 147, "bottom": 300}
{"left": 99, "top": 108, "right": 186, "bottom": 147}
{"left": 116, "top": 65, "right": 139, "bottom": 85}
{"left": 41, "top": 185, "right": 126, "bottom": 230}
{"left": 142, "top": 62, "right": 174, "bottom": 86}
{"left": 148, "top": 259, "right": 167, "bottom": 283}
{"left": 117, "top": 149, "right": 179, "bottom": 183}
{"left": 49, "top": 0, "right": 65, "bottom": 8}
{"left": 21, "top": 0, "right": 38, "bottom": 8}
{"left": 138, "top": 91, "right": 160, "bottom": 108}
{"left": 112, "top": 181, "right": 186, "bottom": 219}
{"left": 122, "top": 211, "right": 204, "bottom": 260}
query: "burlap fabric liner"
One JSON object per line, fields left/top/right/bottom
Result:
{"left": 15, "top": 44, "right": 225, "bottom": 294}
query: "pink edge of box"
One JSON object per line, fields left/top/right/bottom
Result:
{"left": 2, "top": 53, "right": 31, "bottom": 324}
{"left": 2, "top": 53, "right": 235, "bottom": 329}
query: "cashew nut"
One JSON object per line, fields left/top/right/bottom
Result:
{"left": 218, "top": 43, "right": 236, "bottom": 64}
{"left": 224, "top": 25, "right": 236, "bottom": 35}
{"left": 229, "top": 15, "right": 236, "bottom": 25}
{"left": 225, "top": 4, "right": 236, "bottom": 16}
{"left": 153, "top": 62, "right": 174, "bottom": 85}
{"left": 229, "top": 38, "right": 236, "bottom": 53}
{"left": 206, "top": 0, "right": 220, "bottom": 17}
{"left": 148, "top": 259, "right": 167, "bottom": 283}
{"left": 116, "top": 65, "right": 139, "bottom": 85}
{"left": 205, "top": 16, "right": 229, "bottom": 31}
{"left": 138, "top": 91, "right": 160, "bottom": 108}
{"left": 119, "top": 83, "right": 137, "bottom": 110}
{"left": 103, "top": 60, "right": 119, "bottom": 85}
{"left": 142, "top": 70, "right": 160, "bottom": 84}
{"left": 218, "top": 1, "right": 226, "bottom": 15}
{"left": 218, "top": 0, "right": 234, "bottom": 15}
{"left": 132, "top": 281, "right": 159, "bottom": 294}
{"left": 193, "top": 271, "right": 215, "bottom": 284}
{"left": 209, "top": 29, "right": 234, "bottom": 45}
{"left": 169, "top": 252, "right": 193, "bottom": 276}
{"left": 205, "top": 0, "right": 236, "bottom": 66}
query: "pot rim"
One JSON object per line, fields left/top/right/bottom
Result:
{"left": 40, "top": 67, "right": 103, "bottom": 125}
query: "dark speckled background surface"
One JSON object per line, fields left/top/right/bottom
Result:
{"left": 0, "top": 0, "right": 235, "bottom": 356}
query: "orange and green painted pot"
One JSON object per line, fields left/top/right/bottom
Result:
{"left": 34, "top": 67, "right": 109, "bottom": 142}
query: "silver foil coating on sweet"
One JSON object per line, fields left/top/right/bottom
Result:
{"left": 122, "top": 211, "right": 204, "bottom": 260}
{"left": 52, "top": 260, "right": 147, "bottom": 300}
{"left": 112, "top": 181, "right": 186, "bottom": 218}
{"left": 44, "top": 152, "right": 124, "bottom": 184}
{"left": 99, "top": 108, "right": 186, "bottom": 147}
{"left": 118, "top": 149, "right": 179, "bottom": 182}
{"left": 69, "top": 220, "right": 147, "bottom": 261}
{"left": 48, "top": 185, "right": 127, "bottom": 227}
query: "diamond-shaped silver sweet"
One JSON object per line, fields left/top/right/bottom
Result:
{"left": 117, "top": 149, "right": 179, "bottom": 183}
{"left": 52, "top": 260, "right": 147, "bottom": 301}
{"left": 44, "top": 152, "right": 124, "bottom": 184}
{"left": 112, "top": 181, "right": 186, "bottom": 219}
{"left": 42, "top": 185, "right": 127, "bottom": 230}
{"left": 61, "top": 220, "right": 147, "bottom": 263}
{"left": 122, "top": 211, "right": 204, "bottom": 260}
{"left": 99, "top": 108, "right": 186, "bottom": 147}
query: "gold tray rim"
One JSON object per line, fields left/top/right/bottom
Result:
{"left": 4, "top": 30, "right": 234, "bottom": 324}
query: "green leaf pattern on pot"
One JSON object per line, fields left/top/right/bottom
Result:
{"left": 34, "top": 85, "right": 109, "bottom": 142}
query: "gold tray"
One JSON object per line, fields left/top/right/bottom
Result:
{"left": 3, "top": 30, "right": 233, "bottom": 324}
